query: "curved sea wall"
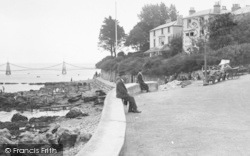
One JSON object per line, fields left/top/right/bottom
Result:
{"left": 76, "top": 79, "right": 158, "bottom": 156}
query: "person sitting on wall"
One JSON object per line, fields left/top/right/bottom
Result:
{"left": 136, "top": 70, "right": 149, "bottom": 92}
{"left": 116, "top": 71, "right": 141, "bottom": 113}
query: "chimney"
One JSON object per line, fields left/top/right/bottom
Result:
{"left": 177, "top": 15, "right": 183, "bottom": 25}
{"left": 189, "top": 7, "right": 196, "bottom": 15}
{"left": 222, "top": 6, "right": 227, "bottom": 10}
{"left": 231, "top": 4, "right": 241, "bottom": 11}
{"left": 213, "top": 2, "right": 221, "bottom": 14}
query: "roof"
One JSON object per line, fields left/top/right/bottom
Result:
{"left": 232, "top": 6, "right": 250, "bottom": 15}
{"left": 184, "top": 9, "right": 230, "bottom": 19}
{"left": 144, "top": 44, "right": 170, "bottom": 53}
{"left": 150, "top": 21, "right": 181, "bottom": 32}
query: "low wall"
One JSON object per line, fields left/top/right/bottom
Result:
{"left": 76, "top": 80, "right": 158, "bottom": 156}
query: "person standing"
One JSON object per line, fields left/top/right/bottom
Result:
{"left": 116, "top": 72, "right": 141, "bottom": 113}
{"left": 136, "top": 70, "right": 149, "bottom": 92}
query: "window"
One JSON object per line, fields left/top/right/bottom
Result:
{"left": 161, "top": 28, "right": 164, "bottom": 34}
{"left": 190, "top": 32, "right": 194, "bottom": 36}
{"left": 159, "top": 36, "right": 165, "bottom": 46}
{"left": 186, "top": 33, "right": 189, "bottom": 36}
{"left": 153, "top": 30, "right": 155, "bottom": 36}
{"left": 154, "top": 39, "right": 156, "bottom": 47}
{"left": 168, "top": 27, "right": 170, "bottom": 33}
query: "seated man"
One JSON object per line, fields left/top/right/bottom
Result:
{"left": 116, "top": 72, "right": 141, "bottom": 113}
{"left": 136, "top": 70, "right": 149, "bottom": 92}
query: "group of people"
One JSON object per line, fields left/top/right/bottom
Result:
{"left": 116, "top": 70, "right": 149, "bottom": 113}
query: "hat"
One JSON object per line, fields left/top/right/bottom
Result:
{"left": 118, "top": 71, "right": 125, "bottom": 76}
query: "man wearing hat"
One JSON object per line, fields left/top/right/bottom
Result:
{"left": 116, "top": 71, "right": 141, "bottom": 113}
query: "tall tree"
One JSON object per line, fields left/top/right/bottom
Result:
{"left": 124, "top": 22, "right": 149, "bottom": 51}
{"left": 138, "top": 3, "right": 170, "bottom": 28}
{"left": 125, "top": 3, "right": 178, "bottom": 52}
{"left": 98, "top": 16, "right": 125, "bottom": 57}
{"left": 208, "top": 13, "right": 237, "bottom": 50}
{"left": 169, "top": 4, "right": 178, "bottom": 21}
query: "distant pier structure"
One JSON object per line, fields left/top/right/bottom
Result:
{"left": 6, "top": 62, "right": 11, "bottom": 75}
{"left": 62, "top": 61, "right": 67, "bottom": 75}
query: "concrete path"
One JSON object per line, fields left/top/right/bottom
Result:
{"left": 121, "top": 75, "right": 250, "bottom": 156}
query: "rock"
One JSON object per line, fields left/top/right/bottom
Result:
{"left": 0, "top": 128, "right": 11, "bottom": 139}
{"left": 15, "top": 96, "right": 27, "bottom": 104}
{"left": 49, "top": 124, "right": 60, "bottom": 134}
{"left": 29, "top": 116, "right": 59, "bottom": 123}
{"left": 65, "top": 107, "right": 88, "bottom": 118}
{"left": 83, "top": 96, "right": 98, "bottom": 103}
{"left": 95, "top": 90, "right": 106, "bottom": 96}
{"left": 0, "top": 122, "right": 19, "bottom": 131}
{"left": 46, "top": 132, "right": 58, "bottom": 145}
{"left": 0, "top": 136, "right": 16, "bottom": 152}
{"left": 68, "top": 95, "right": 82, "bottom": 103}
{"left": 57, "top": 128, "right": 78, "bottom": 149}
{"left": 33, "top": 133, "right": 49, "bottom": 144}
{"left": 75, "top": 131, "right": 92, "bottom": 145}
{"left": 18, "top": 131, "right": 37, "bottom": 144}
{"left": 11, "top": 113, "right": 28, "bottom": 122}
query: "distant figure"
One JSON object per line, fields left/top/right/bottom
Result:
{"left": 116, "top": 71, "right": 141, "bottom": 113}
{"left": 2, "top": 86, "right": 5, "bottom": 93}
{"left": 71, "top": 78, "right": 73, "bottom": 82}
{"left": 136, "top": 70, "right": 149, "bottom": 92}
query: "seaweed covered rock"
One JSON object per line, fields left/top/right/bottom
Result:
{"left": 65, "top": 108, "right": 88, "bottom": 118}
{"left": 11, "top": 113, "right": 28, "bottom": 122}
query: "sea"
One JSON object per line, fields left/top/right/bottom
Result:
{"left": 0, "top": 63, "right": 100, "bottom": 122}
{"left": 0, "top": 63, "right": 100, "bottom": 93}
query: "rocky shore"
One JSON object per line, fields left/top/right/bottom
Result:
{"left": 0, "top": 79, "right": 108, "bottom": 156}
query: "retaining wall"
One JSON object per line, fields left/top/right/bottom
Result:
{"left": 76, "top": 79, "right": 158, "bottom": 156}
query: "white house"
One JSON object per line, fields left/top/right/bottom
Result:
{"left": 183, "top": 2, "right": 250, "bottom": 53}
{"left": 182, "top": 2, "right": 230, "bottom": 53}
{"left": 145, "top": 16, "right": 183, "bottom": 57}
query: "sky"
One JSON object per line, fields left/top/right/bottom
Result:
{"left": 0, "top": 0, "right": 248, "bottom": 64}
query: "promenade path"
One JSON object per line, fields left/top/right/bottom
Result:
{"left": 121, "top": 74, "right": 250, "bottom": 156}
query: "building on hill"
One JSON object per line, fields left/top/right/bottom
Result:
{"left": 182, "top": 2, "right": 230, "bottom": 53}
{"left": 144, "top": 16, "right": 183, "bottom": 57}
{"left": 183, "top": 2, "right": 250, "bottom": 53}
{"left": 232, "top": 5, "right": 250, "bottom": 19}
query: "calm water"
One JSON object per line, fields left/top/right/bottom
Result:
{"left": 0, "top": 63, "right": 100, "bottom": 92}
{"left": 0, "top": 109, "right": 69, "bottom": 122}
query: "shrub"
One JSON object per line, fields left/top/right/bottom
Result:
{"left": 210, "top": 43, "right": 250, "bottom": 66}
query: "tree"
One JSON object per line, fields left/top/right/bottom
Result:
{"left": 169, "top": 4, "right": 178, "bottom": 21}
{"left": 232, "top": 13, "right": 250, "bottom": 44}
{"left": 124, "top": 22, "right": 149, "bottom": 51}
{"left": 138, "top": 3, "right": 170, "bottom": 28}
{"left": 169, "top": 35, "right": 183, "bottom": 56}
{"left": 125, "top": 3, "right": 178, "bottom": 52}
{"left": 98, "top": 16, "right": 125, "bottom": 57}
{"left": 208, "top": 13, "right": 237, "bottom": 50}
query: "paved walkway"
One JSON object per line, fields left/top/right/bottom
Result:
{"left": 121, "top": 75, "right": 250, "bottom": 156}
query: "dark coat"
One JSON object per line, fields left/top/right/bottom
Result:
{"left": 137, "top": 73, "right": 144, "bottom": 83}
{"left": 137, "top": 72, "right": 149, "bottom": 91}
{"left": 116, "top": 78, "right": 129, "bottom": 99}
